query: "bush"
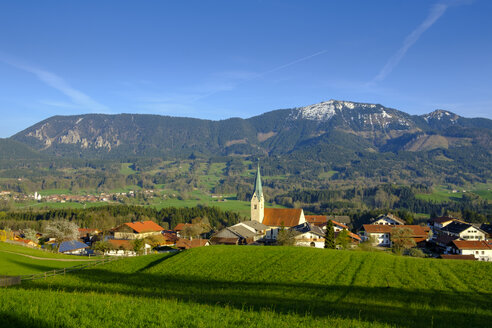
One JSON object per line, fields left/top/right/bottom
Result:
{"left": 407, "top": 248, "right": 425, "bottom": 258}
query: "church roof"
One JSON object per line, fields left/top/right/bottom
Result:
{"left": 253, "top": 163, "right": 263, "bottom": 196}
{"left": 263, "top": 208, "right": 303, "bottom": 227}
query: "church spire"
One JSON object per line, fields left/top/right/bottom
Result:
{"left": 253, "top": 162, "right": 263, "bottom": 197}
{"left": 251, "top": 161, "right": 264, "bottom": 223}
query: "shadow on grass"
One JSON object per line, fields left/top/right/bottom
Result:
{"left": 0, "top": 311, "right": 65, "bottom": 328}
{"left": 7, "top": 258, "right": 66, "bottom": 274}
{"left": 18, "top": 267, "right": 492, "bottom": 328}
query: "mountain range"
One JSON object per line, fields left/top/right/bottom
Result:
{"left": 9, "top": 99, "right": 491, "bottom": 159}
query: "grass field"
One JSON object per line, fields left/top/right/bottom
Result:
{"left": 2, "top": 246, "right": 491, "bottom": 327}
{"left": 0, "top": 242, "right": 96, "bottom": 275}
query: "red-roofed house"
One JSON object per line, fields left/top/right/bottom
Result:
{"left": 360, "top": 225, "right": 430, "bottom": 247}
{"left": 262, "top": 208, "right": 306, "bottom": 241}
{"left": 113, "top": 221, "right": 164, "bottom": 240}
{"left": 450, "top": 240, "right": 492, "bottom": 261}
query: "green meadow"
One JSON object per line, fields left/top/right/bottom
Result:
{"left": 0, "top": 243, "right": 95, "bottom": 275}
{"left": 2, "top": 246, "right": 491, "bottom": 327}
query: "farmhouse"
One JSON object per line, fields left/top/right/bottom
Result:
{"left": 360, "top": 225, "right": 430, "bottom": 247}
{"left": 427, "top": 216, "right": 462, "bottom": 233}
{"left": 449, "top": 240, "right": 492, "bottom": 261}
{"left": 57, "top": 240, "right": 90, "bottom": 255}
{"left": 106, "top": 239, "right": 152, "bottom": 256}
{"left": 211, "top": 221, "right": 268, "bottom": 245}
{"left": 113, "top": 220, "right": 164, "bottom": 240}
{"left": 441, "top": 222, "right": 486, "bottom": 241}
{"left": 290, "top": 222, "right": 325, "bottom": 248}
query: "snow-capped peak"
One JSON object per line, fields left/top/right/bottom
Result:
{"left": 289, "top": 99, "right": 377, "bottom": 121}
{"left": 423, "top": 109, "right": 459, "bottom": 122}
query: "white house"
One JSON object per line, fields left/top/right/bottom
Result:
{"left": 370, "top": 214, "right": 405, "bottom": 226}
{"left": 291, "top": 222, "right": 325, "bottom": 248}
{"left": 441, "top": 222, "right": 487, "bottom": 241}
{"left": 450, "top": 240, "right": 492, "bottom": 261}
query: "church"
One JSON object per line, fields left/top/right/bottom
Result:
{"left": 250, "top": 164, "right": 307, "bottom": 240}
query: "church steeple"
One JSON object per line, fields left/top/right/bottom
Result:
{"left": 251, "top": 162, "right": 264, "bottom": 223}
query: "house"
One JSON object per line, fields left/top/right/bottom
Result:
{"left": 427, "top": 216, "right": 462, "bottom": 234}
{"left": 359, "top": 225, "right": 430, "bottom": 247}
{"left": 161, "top": 231, "right": 179, "bottom": 246}
{"left": 113, "top": 220, "right": 164, "bottom": 240}
{"left": 57, "top": 240, "right": 90, "bottom": 255}
{"left": 449, "top": 240, "right": 492, "bottom": 261}
{"left": 305, "top": 215, "right": 328, "bottom": 226}
{"left": 106, "top": 239, "right": 152, "bottom": 256}
{"left": 441, "top": 222, "right": 486, "bottom": 241}
{"left": 318, "top": 219, "right": 349, "bottom": 232}
{"left": 370, "top": 213, "right": 405, "bottom": 226}
{"left": 290, "top": 222, "right": 325, "bottom": 248}
{"left": 176, "top": 238, "right": 210, "bottom": 250}
{"left": 210, "top": 221, "right": 268, "bottom": 245}
{"left": 335, "top": 230, "right": 362, "bottom": 245}
{"left": 174, "top": 223, "right": 194, "bottom": 237}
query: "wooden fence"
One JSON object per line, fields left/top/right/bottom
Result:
{"left": 0, "top": 257, "right": 119, "bottom": 287}
{"left": 0, "top": 275, "right": 21, "bottom": 287}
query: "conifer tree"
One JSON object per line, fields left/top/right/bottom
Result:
{"left": 324, "top": 220, "right": 335, "bottom": 249}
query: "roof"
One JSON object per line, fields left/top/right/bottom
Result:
{"left": 124, "top": 221, "right": 164, "bottom": 233}
{"left": 362, "top": 225, "right": 430, "bottom": 237}
{"left": 58, "top": 240, "right": 89, "bottom": 253}
{"left": 434, "top": 234, "right": 458, "bottom": 246}
{"left": 253, "top": 163, "right": 263, "bottom": 196}
{"left": 334, "top": 230, "right": 362, "bottom": 242}
{"left": 291, "top": 222, "right": 325, "bottom": 237}
{"left": 479, "top": 223, "right": 492, "bottom": 235}
{"left": 305, "top": 215, "right": 328, "bottom": 225}
{"left": 238, "top": 220, "right": 268, "bottom": 231}
{"left": 213, "top": 228, "right": 242, "bottom": 239}
{"left": 174, "top": 223, "right": 194, "bottom": 231}
{"left": 210, "top": 237, "right": 240, "bottom": 245}
{"left": 108, "top": 239, "right": 133, "bottom": 250}
{"left": 452, "top": 240, "right": 492, "bottom": 250}
{"left": 176, "top": 238, "right": 209, "bottom": 249}
{"left": 429, "top": 216, "right": 458, "bottom": 224}
{"left": 228, "top": 225, "right": 256, "bottom": 239}
{"left": 372, "top": 214, "right": 405, "bottom": 225}
{"left": 441, "top": 222, "right": 472, "bottom": 234}
{"left": 263, "top": 208, "right": 303, "bottom": 227}
{"left": 328, "top": 215, "right": 351, "bottom": 224}
{"left": 440, "top": 254, "right": 476, "bottom": 261}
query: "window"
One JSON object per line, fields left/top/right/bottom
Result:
{"left": 254, "top": 205, "right": 257, "bottom": 209}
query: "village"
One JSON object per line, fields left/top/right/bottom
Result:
{"left": 1, "top": 165, "right": 491, "bottom": 261}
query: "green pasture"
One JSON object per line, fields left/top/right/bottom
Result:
{"left": 415, "top": 186, "right": 463, "bottom": 202}
{"left": 119, "top": 163, "right": 136, "bottom": 176}
{"left": 2, "top": 246, "right": 491, "bottom": 327}
{"left": 0, "top": 242, "right": 95, "bottom": 275}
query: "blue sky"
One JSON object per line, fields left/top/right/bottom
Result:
{"left": 0, "top": 0, "right": 491, "bottom": 137}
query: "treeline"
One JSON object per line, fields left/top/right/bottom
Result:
{"left": 0, "top": 205, "right": 242, "bottom": 232}
{"left": 276, "top": 184, "right": 491, "bottom": 224}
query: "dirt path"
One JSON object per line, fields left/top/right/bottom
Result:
{"left": 0, "top": 250, "right": 95, "bottom": 262}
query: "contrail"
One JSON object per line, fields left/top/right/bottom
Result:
{"left": 0, "top": 53, "right": 108, "bottom": 112}
{"left": 193, "top": 49, "right": 327, "bottom": 101}
{"left": 372, "top": 3, "right": 448, "bottom": 84}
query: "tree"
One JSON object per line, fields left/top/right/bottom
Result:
{"left": 391, "top": 227, "right": 416, "bottom": 254}
{"left": 276, "top": 227, "right": 297, "bottom": 246}
{"left": 324, "top": 220, "right": 335, "bottom": 249}
{"left": 45, "top": 219, "right": 79, "bottom": 252}
{"left": 23, "top": 228, "right": 38, "bottom": 242}
{"left": 92, "top": 241, "right": 113, "bottom": 255}
{"left": 335, "top": 229, "right": 350, "bottom": 250}
{"left": 131, "top": 238, "right": 145, "bottom": 255}
{"left": 0, "top": 229, "right": 6, "bottom": 242}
